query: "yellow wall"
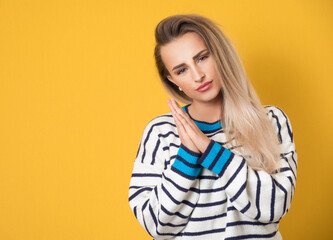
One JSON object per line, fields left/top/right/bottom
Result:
{"left": 0, "top": 0, "right": 332, "bottom": 239}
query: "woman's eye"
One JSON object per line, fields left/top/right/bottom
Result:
{"left": 176, "top": 55, "right": 208, "bottom": 75}
{"left": 177, "top": 68, "right": 186, "bottom": 75}
{"left": 198, "top": 55, "right": 208, "bottom": 62}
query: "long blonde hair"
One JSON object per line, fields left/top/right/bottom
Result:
{"left": 154, "top": 14, "right": 280, "bottom": 173}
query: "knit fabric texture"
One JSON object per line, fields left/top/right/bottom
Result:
{"left": 128, "top": 104, "right": 297, "bottom": 240}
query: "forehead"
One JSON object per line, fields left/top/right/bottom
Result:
{"left": 160, "top": 32, "right": 207, "bottom": 70}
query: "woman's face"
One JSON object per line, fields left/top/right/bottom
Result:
{"left": 161, "top": 32, "right": 222, "bottom": 103}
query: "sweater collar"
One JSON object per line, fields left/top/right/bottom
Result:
{"left": 182, "top": 104, "right": 222, "bottom": 132}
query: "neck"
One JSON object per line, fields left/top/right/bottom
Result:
{"left": 188, "top": 93, "right": 223, "bottom": 123}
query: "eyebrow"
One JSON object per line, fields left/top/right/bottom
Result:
{"left": 172, "top": 49, "right": 208, "bottom": 71}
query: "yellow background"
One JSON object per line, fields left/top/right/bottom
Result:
{"left": 0, "top": 0, "right": 332, "bottom": 239}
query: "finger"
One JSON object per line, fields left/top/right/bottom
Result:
{"left": 171, "top": 106, "right": 191, "bottom": 136}
{"left": 167, "top": 99, "right": 177, "bottom": 115}
{"left": 168, "top": 99, "right": 181, "bottom": 115}
{"left": 169, "top": 99, "right": 191, "bottom": 129}
{"left": 173, "top": 105, "right": 206, "bottom": 142}
{"left": 171, "top": 98, "right": 184, "bottom": 115}
{"left": 174, "top": 110, "right": 200, "bottom": 140}
{"left": 168, "top": 100, "right": 190, "bottom": 135}
{"left": 174, "top": 113, "right": 195, "bottom": 145}
{"left": 176, "top": 113, "right": 199, "bottom": 138}
{"left": 173, "top": 110, "right": 190, "bottom": 140}
{"left": 170, "top": 99, "right": 194, "bottom": 123}
{"left": 169, "top": 100, "right": 201, "bottom": 152}
{"left": 177, "top": 110, "right": 202, "bottom": 133}
{"left": 171, "top": 99, "right": 200, "bottom": 131}
{"left": 167, "top": 99, "right": 177, "bottom": 116}
{"left": 173, "top": 112, "right": 184, "bottom": 130}
{"left": 168, "top": 100, "right": 179, "bottom": 126}
{"left": 170, "top": 99, "right": 192, "bottom": 124}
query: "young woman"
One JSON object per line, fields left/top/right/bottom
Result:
{"left": 128, "top": 14, "right": 297, "bottom": 240}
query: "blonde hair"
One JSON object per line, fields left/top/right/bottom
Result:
{"left": 154, "top": 14, "right": 280, "bottom": 173}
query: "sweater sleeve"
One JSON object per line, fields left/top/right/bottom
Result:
{"left": 128, "top": 119, "right": 202, "bottom": 239}
{"left": 196, "top": 106, "right": 297, "bottom": 223}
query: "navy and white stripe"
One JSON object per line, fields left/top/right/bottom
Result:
{"left": 129, "top": 104, "right": 297, "bottom": 239}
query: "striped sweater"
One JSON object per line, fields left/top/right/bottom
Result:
{"left": 128, "top": 104, "right": 297, "bottom": 240}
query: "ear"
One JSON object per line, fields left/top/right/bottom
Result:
{"left": 166, "top": 75, "right": 175, "bottom": 85}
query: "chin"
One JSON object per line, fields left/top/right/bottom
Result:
{"left": 194, "top": 95, "right": 220, "bottom": 103}
{"left": 194, "top": 90, "right": 221, "bottom": 102}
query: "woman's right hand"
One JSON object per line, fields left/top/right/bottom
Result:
{"left": 167, "top": 99, "right": 200, "bottom": 153}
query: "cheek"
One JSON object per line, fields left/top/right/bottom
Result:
{"left": 210, "top": 64, "right": 218, "bottom": 76}
{"left": 179, "top": 83, "right": 196, "bottom": 98}
{"left": 210, "top": 65, "right": 222, "bottom": 85}
{"left": 207, "top": 59, "right": 218, "bottom": 74}
{"left": 181, "top": 85, "right": 193, "bottom": 95}
{"left": 214, "top": 78, "right": 222, "bottom": 91}
{"left": 177, "top": 79, "right": 191, "bottom": 90}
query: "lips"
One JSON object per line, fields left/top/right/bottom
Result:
{"left": 196, "top": 81, "right": 213, "bottom": 91}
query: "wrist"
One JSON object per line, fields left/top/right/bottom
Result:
{"left": 199, "top": 137, "right": 212, "bottom": 153}
{"left": 179, "top": 143, "right": 201, "bottom": 156}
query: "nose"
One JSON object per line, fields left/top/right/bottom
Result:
{"left": 192, "top": 65, "right": 205, "bottom": 82}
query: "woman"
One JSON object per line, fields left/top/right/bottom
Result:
{"left": 128, "top": 14, "right": 297, "bottom": 240}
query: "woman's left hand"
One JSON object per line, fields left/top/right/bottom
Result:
{"left": 167, "top": 98, "right": 211, "bottom": 153}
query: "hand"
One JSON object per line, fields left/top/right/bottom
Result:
{"left": 167, "top": 98, "right": 211, "bottom": 153}
{"left": 167, "top": 99, "right": 199, "bottom": 153}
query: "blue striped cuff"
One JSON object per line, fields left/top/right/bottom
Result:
{"left": 197, "top": 140, "right": 233, "bottom": 176}
{"left": 172, "top": 143, "right": 202, "bottom": 178}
